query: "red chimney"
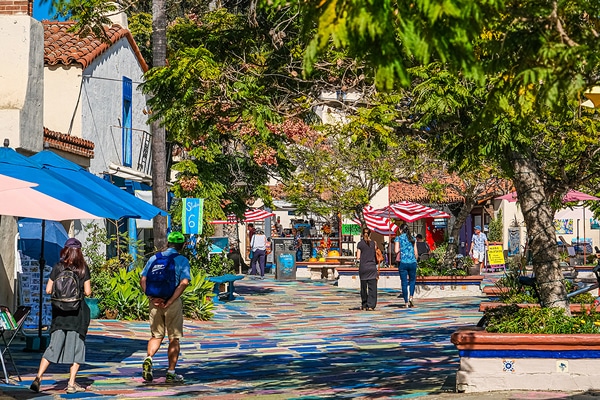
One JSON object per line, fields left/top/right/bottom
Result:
{"left": 0, "top": 0, "right": 32, "bottom": 15}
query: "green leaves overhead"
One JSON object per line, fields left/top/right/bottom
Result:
{"left": 265, "top": 0, "right": 501, "bottom": 89}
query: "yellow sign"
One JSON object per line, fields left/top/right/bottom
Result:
{"left": 487, "top": 245, "right": 505, "bottom": 265}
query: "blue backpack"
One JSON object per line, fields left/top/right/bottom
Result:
{"left": 144, "top": 252, "right": 178, "bottom": 300}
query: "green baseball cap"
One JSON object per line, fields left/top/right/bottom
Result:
{"left": 167, "top": 231, "right": 185, "bottom": 244}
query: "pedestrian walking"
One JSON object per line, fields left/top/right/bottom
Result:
{"left": 140, "top": 231, "right": 191, "bottom": 384}
{"left": 395, "top": 224, "right": 419, "bottom": 308}
{"left": 355, "top": 228, "right": 378, "bottom": 311}
{"left": 30, "top": 238, "right": 91, "bottom": 394}
{"left": 470, "top": 225, "right": 489, "bottom": 272}
{"left": 292, "top": 227, "right": 303, "bottom": 261}
{"left": 250, "top": 229, "right": 268, "bottom": 278}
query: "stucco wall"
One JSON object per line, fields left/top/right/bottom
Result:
{"left": 0, "top": 216, "right": 19, "bottom": 310}
{"left": 40, "top": 38, "right": 149, "bottom": 177}
{"left": 496, "top": 200, "right": 599, "bottom": 256}
{"left": 81, "top": 39, "right": 150, "bottom": 177}
{"left": 0, "top": 16, "right": 43, "bottom": 152}
{"left": 43, "top": 65, "right": 83, "bottom": 135}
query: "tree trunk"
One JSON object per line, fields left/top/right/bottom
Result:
{"left": 509, "top": 151, "right": 569, "bottom": 314}
{"left": 151, "top": 0, "right": 168, "bottom": 250}
{"left": 443, "top": 200, "right": 473, "bottom": 269}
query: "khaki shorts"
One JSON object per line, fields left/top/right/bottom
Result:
{"left": 149, "top": 297, "right": 183, "bottom": 340}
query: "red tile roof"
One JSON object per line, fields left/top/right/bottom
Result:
{"left": 43, "top": 21, "right": 148, "bottom": 71}
{"left": 389, "top": 180, "right": 464, "bottom": 204}
{"left": 43, "top": 127, "right": 95, "bottom": 158}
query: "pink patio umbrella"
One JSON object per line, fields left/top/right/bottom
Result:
{"left": 495, "top": 189, "right": 600, "bottom": 203}
{"left": 0, "top": 174, "right": 37, "bottom": 192}
{"left": 496, "top": 189, "right": 600, "bottom": 260}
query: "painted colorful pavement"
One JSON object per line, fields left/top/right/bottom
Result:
{"left": 0, "top": 276, "right": 575, "bottom": 399}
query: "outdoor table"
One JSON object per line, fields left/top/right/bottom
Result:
{"left": 325, "top": 256, "right": 356, "bottom": 265}
{"left": 207, "top": 274, "right": 244, "bottom": 302}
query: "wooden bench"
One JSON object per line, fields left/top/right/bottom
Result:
{"left": 207, "top": 274, "right": 244, "bottom": 302}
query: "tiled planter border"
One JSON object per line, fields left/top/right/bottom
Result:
{"left": 451, "top": 328, "right": 600, "bottom": 392}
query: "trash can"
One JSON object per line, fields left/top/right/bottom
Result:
{"left": 272, "top": 238, "right": 296, "bottom": 280}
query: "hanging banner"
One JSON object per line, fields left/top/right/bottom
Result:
{"left": 182, "top": 198, "right": 204, "bottom": 235}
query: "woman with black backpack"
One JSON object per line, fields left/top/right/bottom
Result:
{"left": 30, "top": 237, "right": 91, "bottom": 394}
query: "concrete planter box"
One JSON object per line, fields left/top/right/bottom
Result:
{"left": 451, "top": 328, "right": 600, "bottom": 393}
{"left": 337, "top": 267, "right": 483, "bottom": 298}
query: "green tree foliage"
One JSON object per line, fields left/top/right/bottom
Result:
{"left": 275, "top": 0, "right": 600, "bottom": 312}
{"left": 264, "top": 0, "right": 503, "bottom": 89}
{"left": 488, "top": 210, "right": 503, "bottom": 243}
{"left": 284, "top": 92, "right": 424, "bottom": 220}
{"left": 128, "top": 12, "right": 153, "bottom": 63}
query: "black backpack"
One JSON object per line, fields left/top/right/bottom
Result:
{"left": 51, "top": 265, "right": 82, "bottom": 311}
{"left": 144, "top": 252, "right": 178, "bottom": 300}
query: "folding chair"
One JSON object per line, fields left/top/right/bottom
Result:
{"left": 0, "top": 305, "right": 31, "bottom": 383}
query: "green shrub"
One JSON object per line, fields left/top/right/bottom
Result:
{"left": 180, "top": 236, "right": 234, "bottom": 277}
{"left": 484, "top": 305, "right": 600, "bottom": 334}
{"left": 100, "top": 266, "right": 215, "bottom": 321}
{"left": 487, "top": 210, "right": 503, "bottom": 243}
{"left": 103, "top": 267, "right": 148, "bottom": 320}
{"left": 416, "top": 243, "right": 468, "bottom": 276}
{"left": 180, "top": 270, "right": 215, "bottom": 320}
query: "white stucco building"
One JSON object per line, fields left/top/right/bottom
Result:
{"left": 43, "top": 21, "right": 152, "bottom": 181}
{"left": 0, "top": 2, "right": 157, "bottom": 309}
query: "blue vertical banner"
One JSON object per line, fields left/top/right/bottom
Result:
{"left": 182, "top": 198, "right": 204, "bottom": 235}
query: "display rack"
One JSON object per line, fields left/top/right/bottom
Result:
{"left": 18, "top": 252, "right": 51, "bottom": 330}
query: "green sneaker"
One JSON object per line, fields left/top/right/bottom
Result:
{"left": 165, "top": 372, "right": 184, "bottom": 384}
{"left": 142, "top": 357, "right": 153, "bottom": 382}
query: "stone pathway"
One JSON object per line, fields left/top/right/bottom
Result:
{"left": 0, "top": 276, "right": 592, "bottom": 399}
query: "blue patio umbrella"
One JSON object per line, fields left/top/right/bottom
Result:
{"left": 18, "top": 218, "right": 68, "bottom": 269}
{"left": 0, "top": 147, "right": 141, "bottom": 220}
{"left": 0, "top": 146, "right": 164, "bottom": 342}
{"left": 30, "top": 151, "right": 167, "bottom": 220}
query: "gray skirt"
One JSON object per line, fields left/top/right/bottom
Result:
{"left": 43, "top": 330, "right": 86, "bottom": 364}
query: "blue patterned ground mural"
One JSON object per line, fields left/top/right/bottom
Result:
{"left": 0, "top": 277, "right": 486, "bottom": 399}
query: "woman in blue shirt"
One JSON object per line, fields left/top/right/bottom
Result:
{"left": 394, "top": 224, "right": 419, "bottom": 308}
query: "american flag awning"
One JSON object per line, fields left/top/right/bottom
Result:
{"left": 368, "top": 201, "right": 450, "bottom": 223}
{"left": 209, "top": 208, "right": 275, "bottom": 224}
{"left": 352, "top": 206, "right": 399, "bottom": 235}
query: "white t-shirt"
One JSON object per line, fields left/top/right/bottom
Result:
{"left": 251, "top": 234, "right": 267, "bottom": 251}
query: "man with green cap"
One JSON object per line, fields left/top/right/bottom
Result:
{"left": 140, "top": 231, "right": 191, "bottom": 383}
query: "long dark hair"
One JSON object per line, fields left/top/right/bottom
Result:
{"left": 60, "top": 247, "right": 87, "bottom": 278}
{"left": 400, "top": 223, "right": 414, "bottom": 243}
{"left": 362, "top": 227, "right": 371, "bottom": 245}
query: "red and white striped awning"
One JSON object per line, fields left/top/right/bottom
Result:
{"left": 210, "top": 208, "right": 275, "bottom": 224}
{"left": 352, "top": 206, "right": 399, "bottom": 235}
{"left": 368, "top": 201, "right": 450, "bottom": 223}
{"left": 243, "top": 209, "right": 276, "bottom": 222}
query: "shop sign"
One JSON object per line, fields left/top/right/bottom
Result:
{"left": 342, "top": 224, "right": 362, "bottom": 235}
{"left": 487, "top": 245, "right": 505, "bottom": 266}
{"left": 182, "top": 198, "right": 204, "bottom": 235}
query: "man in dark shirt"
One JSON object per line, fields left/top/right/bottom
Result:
{"left": 415, "top": 234, "right": 431, "bottom": 260}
